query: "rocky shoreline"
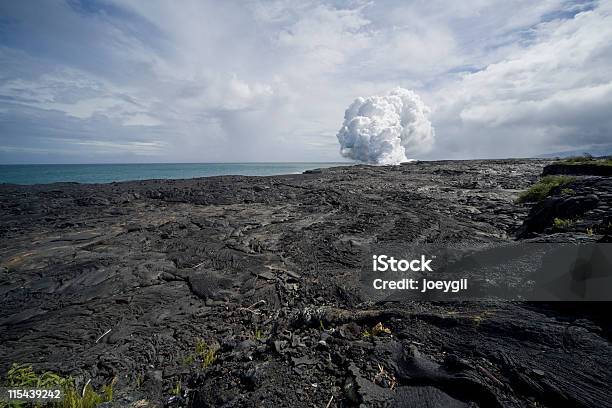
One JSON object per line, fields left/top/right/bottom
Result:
{"left": 1, "top": 159, "right": 611, "bottom": 407}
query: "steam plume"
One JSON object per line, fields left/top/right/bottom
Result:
{"left": 336, "top": 88, "right": 434, "bottom": 164}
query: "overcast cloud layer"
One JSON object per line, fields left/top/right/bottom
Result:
{"left": 0, "top": 0, "right": 610, "bottom": 163}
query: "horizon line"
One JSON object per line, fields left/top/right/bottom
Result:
{"left": 0, "top": 161, "right": 353, "bottom": 166}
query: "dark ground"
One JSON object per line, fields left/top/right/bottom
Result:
{"left": 1, "top": 159, "right": 611, "bottom": 407}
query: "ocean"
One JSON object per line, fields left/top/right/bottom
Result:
{"left": 0, "top": 162, "right": 349, "bottom": 185}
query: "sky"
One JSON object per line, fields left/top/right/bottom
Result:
{"left": 0, "top": 0, "right": 611, "bottom": 164}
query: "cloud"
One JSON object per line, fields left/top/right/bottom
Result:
{"left": 0, "top": 67, "right": 162, "bottom": 125}
{"left": 430, "top": 1, "right": 612, "bottom": 158}
{"left": 337, "top": 88, "right": 434, "bottom": 164}
{"left": 0, "top": 0, "right": 610, "bottom": 163}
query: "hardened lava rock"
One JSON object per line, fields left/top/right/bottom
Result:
{"left": 1, "top": 159, "right": 611, "bottom": 407}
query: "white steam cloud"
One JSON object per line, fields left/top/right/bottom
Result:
{"left": 336, "top": 88, "right": 435, "bottom": 164}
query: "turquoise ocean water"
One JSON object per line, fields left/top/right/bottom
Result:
{"left": 0, "top": 163, "right": 348, "bottom": 185}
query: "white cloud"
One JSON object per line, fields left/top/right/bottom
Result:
{"left": 0, "top": 68, "right": 160, "bottom": 124}
{"left": 431, "top": 1, "right": 612, "bottom": 157}
{"left": 122, "top": 113, "right": 163, "bottom": 127}
{"left": 0, "top": 0, "right": 610, "bottom": 163}
{"left": 64, "top": 139, "right": 166, "bottom": 154}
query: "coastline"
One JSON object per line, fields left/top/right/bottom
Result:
{"left": 0, "top": 162, "right": 351, "bottom": 186}
{"left": 0, "top": 158, "right": 554, "bottom": 186}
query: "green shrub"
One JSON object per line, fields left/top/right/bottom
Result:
{"left": 561, "top": 154, "right": 594, "bottom": 163}
{"left": 517, "top": 176, "right": 576, "bottom": 203}
{"left": 559, "top": 155, "right": 612, "bottom": 166}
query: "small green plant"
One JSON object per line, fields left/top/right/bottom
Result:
{"left": 517, "top": 176, "right": 576, "bottom": 203}
{"left": 252, "top": 327, "right": 264, "bottom": 341}
{"left": 195, "top": 339, "right": 218, "bottom": 368}
{"left": 586, "top": 227, "right": 594, "bottom": 236}
{"left": 552, "top": 217, "right": 575, "bottom": 231}
{"left": 560, "top": 188, "right": 575, "bottom": 196}
{"left": 63, "top": 381, "right": 114, "bottom": 408}
{"left": 182, "top": 354, "right": 195, "bottom": 366}
{"left": 6, "top": 363, "right": 42, "bottom": 387}
{"left": 2, "top": 363, "right": 114, "bottom": 408}
{"left": 182, "top": 339, "right": 218, "bottom": 368}
{"left": 362, "top": 322, "right": 391, "bottom": 338}
{"left": 171, "top": 380, "right": 181, "bottom": 396}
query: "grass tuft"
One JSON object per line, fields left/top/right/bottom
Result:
{"left": 552, "top": 217, "right": 576, "bottom": 231}
{"left": 517, "top": 176, "right": 576, "bottom": 203}
{"left": 194, "top": 339, "right": 218, "bottom": 368}
{"left": 171, "top": 380, "right": 181, "bottom": 397}
{"left": 252, "top": 327, "right": 264, "bottom": 341}
{"left": 2, "top": 363, "right": 114, "bottom": 408}
{"left": 362, "top": 322, "right": 391, "bottom": 338}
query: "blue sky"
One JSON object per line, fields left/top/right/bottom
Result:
{"left": 0, "top": 0, "right": 610, "bottom": 163}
